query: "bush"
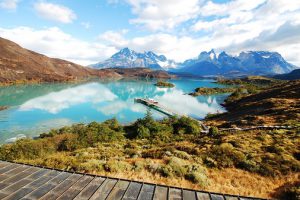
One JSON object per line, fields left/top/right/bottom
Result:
{"left": 172, "top": 116, "right": 201, "bottom": 135}
{"left": 207, "top": 143, "right": 246, "bottom": 168}
{"left": 79, "top": 159, "right": 105, "bottom": 172}
{"left": 208, "top": 127, "right": 219, "bottom": 137}
{"left": 104, "top": 160, "right": 132, "bottom": 173}
{"left": 185, "top": 172, "right": 208, "bottom": 186}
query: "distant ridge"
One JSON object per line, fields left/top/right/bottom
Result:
{"left": 273, "top": 69, "right": 300, "bottom": 80}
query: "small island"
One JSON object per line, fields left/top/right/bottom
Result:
{"left": 0, "top": 106, "right": 8, "bottom": 111}
{"left": 189, "top": 87, "right": 236, "bottom": 96}
{"left": 154, "top": 81, "right": 175, "bottom": 88}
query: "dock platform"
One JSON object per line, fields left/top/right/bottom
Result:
{"left": 0, "top": 160, "right": 264, "bottom": 200}
{"left": 134, "top": 98, "right": 209, "bottom": 131}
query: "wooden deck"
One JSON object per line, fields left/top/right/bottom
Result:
{"left": 134, "top": 98, "right": 209, "bottom": 131}
{"left": 0, "top": 161, "right": 264, "bottom": 200}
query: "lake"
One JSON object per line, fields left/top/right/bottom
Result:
{"left": 0, "top": 78, "right": 229, "bottom": 143}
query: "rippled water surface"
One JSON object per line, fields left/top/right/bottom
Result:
{"left": 0, "top": 78, "right": 229, "bottom": 143}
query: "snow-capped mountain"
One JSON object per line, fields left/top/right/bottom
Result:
{"left": 90, "top": 48, "right": 177, "bottom": 70}
{"left": 90, "top": 48, "right": 297, "bottom": 76}
{"left": 178, "top": 50, "right": 297, "bottom": 76}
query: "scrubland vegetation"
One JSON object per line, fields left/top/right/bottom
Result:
{"left": 189, "top": 87, "right": 236, "bottom": 96}
{"left": 0, "top": 111, "right": 299, "bottom": 199}
{"left": 154, "top": 81, "right": 175, "bottom": 88}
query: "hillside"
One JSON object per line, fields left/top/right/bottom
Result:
{"left": 206, "top": 80, "right": 300, "bottom": 127}
{"left": 0, "top": 115, "right": 298, "bottom": 199}
{"left": 0, "top": 37, "right": 122, "bottom": 84}
{"left": 273, "top": 69, "right": 300, "bottom": 80}
{"left": 0, "top": 38, "right": 175, "bottom": 85}
{"left": 106, "top": 67, "right": 175, "bottom": 79}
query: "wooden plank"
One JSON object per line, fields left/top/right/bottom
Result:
{"left": 0, "top": 166, "right": 32, "bottom": 184}
{"left": 224, "top": 196, "right": 239, "bottom": 200}
{"left": 26, "top": 169, "right": 49, "bottom": 180}
{"left": 3, "top": 170, "right": 60, "bottom": 200}
{"left": 153, "top": 186, "right": 168, "bottom": 200}
{"left": 0, "top": 163, "right": 18, "bottom": 174}
{"left": 182, "top": 190, "right": 196, "bottom": 200}
{"left": 22, "top": 172, "right": 71, "bottom": 199}
{"left": 40, "top": 174, "right": 82, "bottom": 200}
{"left": 3, "top": 165, "right": 28, "bottom": 176}
{"left": 56, "top": 175, "right": 94, "bottom": 200}
{"left": 196, "top": 192, "right": 210, "bottom": 200}
{"left": 138, "top": 184, "right": 155, "bottom": 200}
{"left": 25, "top": 170, "right": 59, "bottom": 188}
{"left": 211, "top": 194, "right": 225, "bottom": 200}
{"left": 0, "top": 174, "right": 9, "bottom": 182}
{"left": 169, "top": 188, "right": 182, "bottom": 200}
{"left": 106, "top": 180, "right": 130, "bottom": 200}
{"left": 0, "top": 167, "right": 40, "bottom": 192}
{"left": 0, "top": 162, "right": 11, "bottom": 169}
{"left": 89, "top": 178, "right": 117, "bottom": 200}
{"left": 73, "top": 177, "right": 105, "bottom": 200}
{"left": 122, "top": 182, "right": 142, "bottom": 200}
{"left": 3, "top": 187, "right": 33, "bottom": 200}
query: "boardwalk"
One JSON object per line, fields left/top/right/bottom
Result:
{"left": 134, "top": 98, "right": 209, "bottom": 131}
{"left": 0, "top": 161, "right": 264, "bottom": 200}
{"left": 134, "top": 98, "right": 178, "bottom": 117}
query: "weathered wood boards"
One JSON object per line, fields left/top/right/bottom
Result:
{"left": 0, "top": 161, "right": 263, "bottom": 200}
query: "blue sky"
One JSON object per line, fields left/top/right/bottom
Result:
{"left": 0, "top": 0, "right": 300, "bottom": 66}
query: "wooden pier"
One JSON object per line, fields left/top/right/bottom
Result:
{"left": 134, "top": 98, "right": 209, "bottom": 131}
{"left": 134, "top": 98, "right": 177, "bottom": 117}
{"left": 0, "top": 160, "right": 264, "bottom": 200}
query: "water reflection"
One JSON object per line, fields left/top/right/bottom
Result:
{"left": 0, "top": 79, "right": 228, "bottom": 143}
{"left": 19, "top": 83, "right": 117, "bottom": 114}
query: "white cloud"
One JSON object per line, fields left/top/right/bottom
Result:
{"left": 0, "top": 0, "right": 19, "bottom": 10}
{"left": 0, "top": 26, "right": 117, "bottom": 65}
{"left": 1, "top": 0, "right": 300, "bottom": 66}
{"left": 127, "top": 0, "right": 201, "bottom": 31}
{"left": 200, "top": 0, "right": 266, "bottom": 17}
{"left": 34, "top": 2, "right": 77, "bottom": 23}
{"left": 99, "top": 29, "right": 129, "bottom": 48}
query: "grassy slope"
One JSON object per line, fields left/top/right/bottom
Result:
{"left": 0, "top": 116, "right": 299, "bottom": 199}
{"left": 207, "top": 79, "right": 300, "bottom": 127}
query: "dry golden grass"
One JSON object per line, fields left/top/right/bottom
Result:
{"left": 206, "top": 168, "right": 299, "bottom": 198}
{"left": 66, "top": 166, "right": 299, "bottom": 199}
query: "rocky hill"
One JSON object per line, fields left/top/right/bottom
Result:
{"left": 0, "top": 37, "right": 122, "bottom": 84}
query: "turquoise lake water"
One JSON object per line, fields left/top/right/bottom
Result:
{"left": 0, "top": 78, "right": 229, "bottom": 143}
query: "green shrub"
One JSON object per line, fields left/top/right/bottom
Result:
{"left": 172, "top": 116, "right": 201, "bottom": 135}
{"left": 185, "top": 172, "right": 208, "bottom": 186}
{"left": 79, "top": 159, "right": 105, "bottom": 172}
{"left": 208, "top": 127, "right": 219, "bottom": 136}
{"left": 104, "top": 160, "right": 132, "bottom": 173}
{"left": 207, "top": 143, "right": 246, "bottom": 168}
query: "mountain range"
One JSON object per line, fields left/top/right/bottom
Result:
{"left": 0, "top": 37, "right": 172, "bottom": 85}
{"left": 91, "top": 48, "right": 177, "bottom": 70}
{"left": 91, "top": 48, "right": 297, "bottom": 77}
